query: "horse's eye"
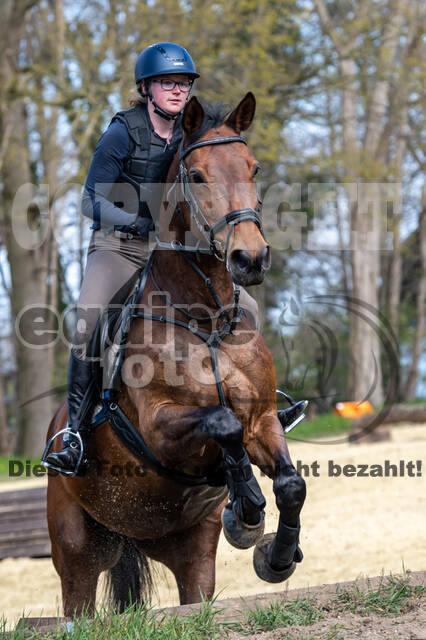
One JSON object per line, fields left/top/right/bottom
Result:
{"left": 190, "top": 170, "right": 205, "bottom": 184}
{"left": 253, "top": 165, "right": 261, "bottom": 178}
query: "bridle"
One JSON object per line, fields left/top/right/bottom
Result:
{"left": 158, "top": 135, "right": 264, "bottom": 267}
{"left": 88, "top": 134, "right": 266, "bottom": 487}
{"left": 42, "top": 130, "right": 269, "bottom": 486}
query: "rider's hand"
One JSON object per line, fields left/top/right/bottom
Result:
{"left": 126, "top": 217, "right": 155, "bottom": 238}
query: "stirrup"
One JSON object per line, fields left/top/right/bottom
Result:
{"left": 276, "top": 391, "right": 308, "bottom": 434}
{"left": 41, "top": 427, "right": 85, "bottom": 477}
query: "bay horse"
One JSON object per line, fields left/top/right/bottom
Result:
{"left": 45, "top": 92, "right": 306, "bottom": 617}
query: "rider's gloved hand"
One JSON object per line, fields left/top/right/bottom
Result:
{"left": 120, "top": 217, "right": 155, "bottom": 238}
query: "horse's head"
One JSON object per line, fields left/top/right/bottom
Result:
{"left": 178, "top": 92, "right": 271, "bottom": 286}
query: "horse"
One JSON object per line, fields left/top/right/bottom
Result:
{"left": 44, "top": 92, "right": 306, "bottom": 617}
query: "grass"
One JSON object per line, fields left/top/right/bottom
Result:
{"left": 0, "top": 457, "right": 42, "bottom": 479}
{"left": 235, "top": 596, "right": 325, "bottom": 634}
{"left": 286, "top": 396, "right": 426, "bottom": 442}
{"left": 4, "top": 575, "right": 422, "bottom": 640}
{"left": 285, "top": 411, "right": 351, "bottom": 441}
{"left": 3, "top": 598, "right": 226, "bottom": 640}
{"left": 334, "top": 573, "right": 426, "bottom": 616}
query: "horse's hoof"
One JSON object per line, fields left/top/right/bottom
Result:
{"left": 253, "top": 533, "right": 297, "bottom": 583}
{"left": 221, "top": 503, "right": 265, "bottom": 549}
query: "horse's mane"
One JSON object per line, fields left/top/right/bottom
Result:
{"left": 186, "top": 100, "right": 231, "bottom": 146}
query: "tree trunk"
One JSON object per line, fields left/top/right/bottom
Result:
{"left": 348, "top": 193, "right": 384, "bottom": 405}
{"left": 2, "top": 100, "right": 53, "bottom": 455}
{"left": 403, "top": 183, "right": 426, "bottom": 401}
{"left": 0, "top": 348, "right": 10, "bottom": 454}
{"left": 0, "top": 0, "right": 58, "bottom": 455}
{"left": 352, "top": 403, "right": 426, "bottom": 431}
{"left": 339, "top": 57, "right": 384, "bottom": 405}
{"left": 387, "top": 104, "right": 408, "bottom": 339}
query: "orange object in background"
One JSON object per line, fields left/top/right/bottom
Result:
{"left": 333, "top": 401, "right": 374, "bottom": 419}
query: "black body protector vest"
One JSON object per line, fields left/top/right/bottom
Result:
{"left": 94, "top": 103, "right": 182, "bottom": 230}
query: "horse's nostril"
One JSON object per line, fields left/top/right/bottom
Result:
{"left": 258, "top": 245, "right": 271, "bottom": 270}
{"left": 231, "top": 250, "right": 253, "bottom": 273}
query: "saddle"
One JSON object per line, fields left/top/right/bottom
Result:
{"left": 88, "top": 268, "right": 144, "bottom": 397}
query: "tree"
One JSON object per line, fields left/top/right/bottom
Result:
{"left": 311, "top": 0, "right": 424, "bottom": 405}
{"left": 403, "top": 181, "right": 426, "bottom": 400}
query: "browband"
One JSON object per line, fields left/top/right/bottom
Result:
{"left": 180, "top": 136, "right": 247, "bottom": 161}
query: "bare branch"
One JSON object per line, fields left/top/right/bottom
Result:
{"left": 0, "top": 120, "right": 13, "bottom": 174}
{"left": 313, "top": 0, "right": 343, "bottom": 55}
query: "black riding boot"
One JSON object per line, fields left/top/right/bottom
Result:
{"left": 278, "top": 400, "right": 308, "bottom": 434}
{"left": 44, "top": 353, "right": 96, "bottom": 475}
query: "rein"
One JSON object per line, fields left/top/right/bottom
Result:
{"left": 144, "top": 133, "right": 264, "bottom": 404}
{"left": 134, "top": 253, "right": 243, "bottom": 407}
{"left": 96, "top": 251, "right": 242, "bottom": 488}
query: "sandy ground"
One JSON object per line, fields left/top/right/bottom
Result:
{"left": 0, "top": 423, "right": 425, "bottom": 628}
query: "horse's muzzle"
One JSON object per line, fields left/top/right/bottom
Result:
{"left": 229, "top": 245, "right": 271, "bottom": 286}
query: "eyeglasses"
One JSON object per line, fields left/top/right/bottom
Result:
{"left": 152, "top": 78, "right": 192, "bottom": 93}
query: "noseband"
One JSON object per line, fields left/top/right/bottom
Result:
{"left": 163, "top": 135, "right": 264, "bottom": 264}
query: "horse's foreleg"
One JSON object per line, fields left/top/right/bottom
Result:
{"left": 151, "top": 404, "right": 266, "bottom": 548}
{"left": 47, "top": 479, "right": 121, "bottom": 617}
{"left": 135, "top": 498, "right": 226, "bottom": 605}
{"left": 246, "top": 414, "right": 306, "bottom": 583}
{"left": 201, "top": 406, "right": 266, "bottom": 547}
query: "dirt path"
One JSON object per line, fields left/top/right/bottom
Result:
{"left": 1, "top": 423, "right": 425, "bottom": 628}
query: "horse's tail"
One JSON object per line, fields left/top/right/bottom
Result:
{"left": 105, "top": 537, "right": 153, "bottom": 612}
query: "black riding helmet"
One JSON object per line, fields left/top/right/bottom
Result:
{"left": 135, "top": 42, "right": 199, "bottom": 121}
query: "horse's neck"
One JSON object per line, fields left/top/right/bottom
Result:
{"left": 152, "top": 249, "right": 234, "bottom": 310}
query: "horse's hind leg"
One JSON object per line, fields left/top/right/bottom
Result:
{"left": 47, "top": 479, "right": 121, "bottom": 617}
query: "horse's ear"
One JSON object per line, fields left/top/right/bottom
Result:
{"left": 225, "top": 92, "right": 256, "bottom": 133}
{"left": 182, "top": 97, "right": 205, "bottom": 136}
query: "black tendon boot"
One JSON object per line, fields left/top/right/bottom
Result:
{"left": 44, "top": 353, "right": 96, "bottom": 476}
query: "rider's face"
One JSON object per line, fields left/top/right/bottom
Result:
{"left": 148, "top": 74, "right": 190, "bottom": 115}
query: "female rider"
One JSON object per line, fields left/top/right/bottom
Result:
{"left": 44, "top": 42, "right": 300, "bottom": 476}
{"left": 44, "top": 42, "right": 201, "bottom": 475}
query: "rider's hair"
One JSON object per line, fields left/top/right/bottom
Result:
{"left": 128, "top": 81, "right": 148, "bottom": 107}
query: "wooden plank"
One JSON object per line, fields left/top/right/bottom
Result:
{"left": 0, "top": 510, "right": 46, "bottom": 524}
{"left": 0, "top": 531, "right": 49, "bottom": 547}
{"left": 0, "top": 487, "right": 47, "bottom": 504}
{"left": 0, "top": 543, "right": 51, "bottom": 558}
{"left": 0, "top": 485, "right": 50, "bottom": 559}
{"left": 0, "top": 518, "right": 48, "bottom": 534}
